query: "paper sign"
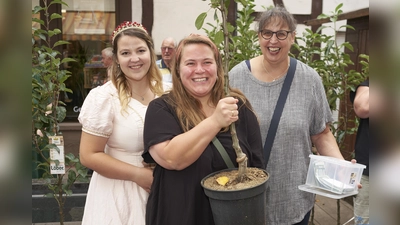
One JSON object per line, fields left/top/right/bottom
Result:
{"left": 49, "top": 136, "right": 65, "bottom": 174}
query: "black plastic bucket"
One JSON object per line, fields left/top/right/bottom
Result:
{"left": 201, "top": 168, "right": 269, "bottom": 225}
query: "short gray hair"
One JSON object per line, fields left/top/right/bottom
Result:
{"left": 102, "top": 47, "right": 113, "bottom": 58}
{"left": 257, "top": 6, "right": 297, "bottom": 32}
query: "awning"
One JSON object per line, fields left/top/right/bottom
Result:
{"left": 62, "top": 11, "right": 115, "bottom": 41}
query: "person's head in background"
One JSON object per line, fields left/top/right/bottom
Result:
{"left": 160, "top": 37, "right": 176, "bottom": 69}
{"left": 101, "top": 47, "right": 113, "bottom": 68}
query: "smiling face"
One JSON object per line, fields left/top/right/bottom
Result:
{"left": 258, "top": 18, "right": 295, "bottom": 64}
{"left": 179, "top": 43, "right": 217, "bottom": 99}
{"left": 116, "top": 35, "right": 151, "bottom": 82}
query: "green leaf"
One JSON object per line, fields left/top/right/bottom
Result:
{"left": 38, "top": 33, "right": 46, "bottom": 41}
{"left": 54, "top": 40, "right": 70, "bottom": 47}
{"left": 342, "top": 42, "right": 354, "bottom": 51}
{"left": 32, "top": 6, "right": 44, "bottom": 14}
{"left": 335, "top": 3, "right": 344, "bottom": 13}
{"left": 50, "top": 13, "right": 63, "bottom": 20}
{"left": 56, "top": 0, "right": 70, "bottom": 7}
{"left": 44, "top": 193, "right": 54, "bottom": 198}
{"left": 317, "top": 13, "right": 329, "bottom": 19}
{"left": 195, "top": 12, "right": 208, "bottom": 30}
{"left": 64, "top": 189, "right": 73, "bottom": 196}
{"left": 52, "top": 28, "right": 62, "bottom": 35}
{"left": 68, "top": 170, "right": 77, "bottom": 182}
{"left": 32, "top": 17, "right": 45, "bottom": 26}
{"left": 214, "top": 31, "right": 224, "bottom": 45}
{"left": 56, "top": 106, "right": 67, "bottom": 122}
{"left": 316, "top": 25, "right": 327, "bottom": 34}
{"left": 65, "top": 152, "right": 75, "bottom": 160}
{"left": 339, "top": 24, "right": 355, "bottom": 30}
{"left": 48, "top": 30, "right": 55, "bottom": 37}
{"left": 61, "top": 58, "right": 76, "bottom": 64}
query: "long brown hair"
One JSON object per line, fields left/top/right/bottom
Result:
{"left": 111, "top": 25, "right": 164, "bottom": 114}
{"left": 167, "top": 34, "right": 251, "bottom": 132}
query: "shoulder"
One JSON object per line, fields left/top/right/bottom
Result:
{"left": 229, "top": 61, "right": 248, "bottom": 73}
{"left": 80, "top": 82, "right": 117, "bottom": 116}
{"left": 295, "top": 59, "right": 318, "bottom": 75}
{"left": 78, "top": 82, "right": 117, "bottom": 137}
{"left": 294, "top": 59, "right": 321, "bottom": 83}
{"left": 360, "top": 79, "right": 369, "bottom": 87}
{"left": 229, "top": 61, "right": 249, "bottom": 84}
{"left": 156, "top": 59, "right": 164, "bottom": 68}
{"left": 150, "top": 94, "right": 169, "bottom": 107}
{"left": 148, "top": 94, "right": 176, "bottom": 117}
{"left": 87, "top": 81, "right": 117, "bottom": 98}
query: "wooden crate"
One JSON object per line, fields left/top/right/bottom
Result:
{"left": 83, "top": 67, "right": 107, "bottom": 88}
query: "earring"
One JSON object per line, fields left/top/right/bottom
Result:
{"left": 117, "top": 64, "right": 120, "bottom": 68}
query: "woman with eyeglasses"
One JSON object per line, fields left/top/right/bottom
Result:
{"left": 229, "top": 6, "right": 345, "bottom": 225}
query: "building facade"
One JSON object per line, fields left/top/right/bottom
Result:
{"left": 32, "top": 0, "right": 369, "bottom": 157}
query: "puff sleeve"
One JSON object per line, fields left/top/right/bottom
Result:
{"left": 78, "top": 85, "right": 115, "bottom": 138}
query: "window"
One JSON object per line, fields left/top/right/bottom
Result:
{"left": 61, "top": 0, "right": 115, "bottom": 121}
{"left": 33, "top": 0, "right": 120, "bottom": 121}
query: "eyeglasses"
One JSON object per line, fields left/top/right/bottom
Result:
{"left": 260, "top": 30, "right": 292, "bottom": 40}
{"left": 161, "top": 47, "right": 174, "bottom": 51}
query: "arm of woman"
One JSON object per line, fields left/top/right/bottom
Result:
{"left": 149, "top": 97, "right": 239, "bottom": 170}
{"left": 311, "top": 125, "right": 344, "bottom": 160}
{"left": 80, "top": 132, "right": 152, "bottom": 192}
{"left": 353, "top": 86, "right": 369, "bottom": 119}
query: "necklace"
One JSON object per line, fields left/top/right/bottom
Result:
{"left": 131, "top": 88, "right": 148, "bottom": 101}
{"left": 262, "top": 58, "right": 290, "bottom": 81}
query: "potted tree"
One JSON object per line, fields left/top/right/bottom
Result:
{"left": 32, "top": 0, "right": 89, "bottom": 224}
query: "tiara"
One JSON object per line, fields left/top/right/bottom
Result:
{"left": 111, "top": 21, "right": 148, "bottom": 43}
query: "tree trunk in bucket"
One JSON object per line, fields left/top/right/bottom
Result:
{"left": 201, "top": 168, "right": 269, "bottom": 225}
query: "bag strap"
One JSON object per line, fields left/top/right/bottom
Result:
{"left": 263, "top": 57, "right": 297, "bottom": 166}
{"left": 212, "top": 137, "right": 235, "bottom": 168}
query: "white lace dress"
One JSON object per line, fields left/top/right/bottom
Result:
{"left": 78, "top": 81, "right": 148, "bottom": 225}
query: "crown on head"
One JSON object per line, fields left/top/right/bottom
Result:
{"left": 111, "top": 21, "right": 148, "bottom": 44}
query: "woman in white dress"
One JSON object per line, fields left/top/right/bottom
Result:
{"left": 78, "top": 21, "right": 166, "bottom": 225}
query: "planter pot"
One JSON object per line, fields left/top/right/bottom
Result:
{"left": 201, "top": 168, "right": 269, "bottom": 225}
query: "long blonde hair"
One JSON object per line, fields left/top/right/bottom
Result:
{"left": 111, "top": 26, "right": 164, "bottom": 114}
{"left": 167, "top": 34, "right": 250, "bottom": 132}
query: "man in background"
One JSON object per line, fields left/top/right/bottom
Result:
{"left": 156, "top": 37, "right": 175, "bottom": 84}
{"left": 101, "top": 47, "right": 113, "bottom": 82}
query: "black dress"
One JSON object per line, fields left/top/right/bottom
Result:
{"left": 142, "top": 94, "right": 265, "bottom": 225}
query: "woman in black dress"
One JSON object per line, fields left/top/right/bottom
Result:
{"left": 142, "top": 34, "right": 265, "bottom": 225}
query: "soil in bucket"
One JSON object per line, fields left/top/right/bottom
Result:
{"left": 201, "top": 167, "right": 269, "bottom": 225}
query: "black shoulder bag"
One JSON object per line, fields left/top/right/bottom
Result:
{"left": 263, "top": 57, "right": 297, "bottom": 166}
